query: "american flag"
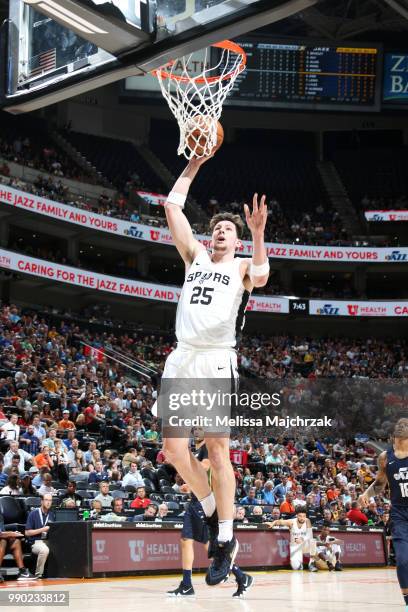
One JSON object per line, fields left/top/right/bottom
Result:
{"left": 28, "top": 48, "right": 57, "bottom": 77}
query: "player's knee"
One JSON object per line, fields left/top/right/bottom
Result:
{"left": 207, "top": 445, "right": 229, "bottom": 471}
{"left": 180, "top": 538, "right": 192, "bottom": 547}
{"left": 162, "top": 440, "right": 184, "bottom": 465}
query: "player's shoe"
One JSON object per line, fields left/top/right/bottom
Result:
{"left": 206, "top": 509, "right": 219, "bottom": 558}
{"left": 17, "top": 568, "right": 36, "bottom": 580}
{"left": 232, "top": 573, "right": 254, "bottom": 598}
{"left": 167, "top": 582, "right": 195, "bottom": 597}
{"left": 308, "top": 561, "right": 318, "bottom": 572}
{"left": 205, "top": 537, "right": 239, "bottom": 586}
{"left": 327, "top": 562, "right": 335, "bottom": 571}
{"left": 334, "top": 562, "right": 343, "bottom": 571}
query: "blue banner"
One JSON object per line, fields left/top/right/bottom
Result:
{"left": 383, "top": 52, "right": 408, "bottom": 103}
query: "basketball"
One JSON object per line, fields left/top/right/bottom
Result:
{"left": 187, "top": 116, "right": 224, "bottom": 157}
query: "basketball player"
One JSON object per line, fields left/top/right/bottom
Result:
{"left": 266, "top": 506, "right": 318, "bottom": 571}
{"left": 315, "top": 526, "right": 343, "bottom": 571}
{"left": 162, "top": 155, "right": 269, "bottom": 586}
{"left": 167, "top": 439, "right": 254, "bottom": 598}
{"left": 358, "top": 418, "right": 408, "bottom": 610}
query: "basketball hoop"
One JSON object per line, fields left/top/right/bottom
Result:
{"left": 151, "top": 40, "right": 246, "bottom": 160}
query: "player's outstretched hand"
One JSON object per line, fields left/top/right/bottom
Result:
{"left": 265, "top": 521, "right": 278, "bottom": 529}
{"left": 357, "top": 492, "right": 370, "bottom": 508}
{"left": 189, "top": 151, "right": 216, "bottom": 168}
{"left": 244, "top": 193, "right": 268, "bottom": 236}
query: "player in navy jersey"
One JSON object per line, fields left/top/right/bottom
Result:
{"left": 162, "top": 155, "right": 269, "bottom": 586}
{"left": 358, "top": 418, "right": 408, "bottom": 610}
{"left": 167, "top": 440, "right": 253, "bottom": 598}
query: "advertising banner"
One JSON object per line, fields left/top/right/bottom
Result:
{"left": 0, "top": 248, "right": 288, "bottom": 314}
{"left": 137, "top": 191, "right": 167, "bottom": 206}
{"left": 91, "top": 527, "right": 385, "bottom": 573}
{"left": 2, "top": 184, "right": 408, "bottom": 262}
{"left": 383, "top": 52, "right": 408, "bottom": 104}
{"left": 365, "top": 210, "right": 408, "bottom": 222}
{"left": 310, "top": 300, "right": 408, "bottom": 317}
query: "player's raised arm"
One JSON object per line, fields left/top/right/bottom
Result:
{"left": 243, "top": 194, "right": 269, "bottom": 288}
{"left": 357, "top": 451, "right": 388, "bottom": 507}
{"left": 165, "top": 158, "right": 209, "bottom": 266}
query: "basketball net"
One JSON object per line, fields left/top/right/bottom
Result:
{"left": 153, "top": 41, "right": 246, "bottom": 160}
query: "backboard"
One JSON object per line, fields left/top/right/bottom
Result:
{"left": 1, "top": 0, "right": 318, "bottom": 113}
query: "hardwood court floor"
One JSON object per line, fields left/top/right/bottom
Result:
{"left": 0, "top": 568, "right": 401, "bottom": 611}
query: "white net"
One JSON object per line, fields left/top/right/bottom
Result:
{"left": 154, "top": 42, "right": 245, "bottom": 160}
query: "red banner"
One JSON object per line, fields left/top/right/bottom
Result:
{"left": 91, "top": 527, "right": 385, "bottom": 573}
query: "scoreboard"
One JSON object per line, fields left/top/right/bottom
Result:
{"left": 225, "top": 40, "right": 381, "bottom": 111}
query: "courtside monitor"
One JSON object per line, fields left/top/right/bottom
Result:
{"left": 0, "top": 0, "right": 318, "bottom": 113}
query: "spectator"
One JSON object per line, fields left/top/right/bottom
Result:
{"left": 84, "top": 441, "right": 97, "bottom": 465}
{"left": 70, "top": 450, "right": 86, "bottom": 475}
{"left": 234, "top": 506, "right": 248, "bottom": 524}
{"left": 156, "top": 503, "right": 170, "bottom": 522}
{"left": 20, "top": 425, "right": 41, "bottom": 456}
{"left": 88, "top": 460, "right": 109, "bottom": 484}
{"left": 31, "top": 416, "right": 46, "bottom": 443}
{"left": 347, "top": 501, "right": 368, "bottom": 526}
{"left": 121, "top": 462, "right": 144, "bottom": 488}
{"left": 44, "top": 429, "right": 57, "bottom": 450}
{"left": 58, "top": 410, "right": 76, "bottom": 432}
{"left": 103, "top": 498, "right": 127, "bottom": 522}
{"left": 262, "top": 481, "right": 276, "bottom": 505}
{"left": 270, "top": 507, "right": 281, "bottom": 521}
{"left": 60, "top": 481, "right": 81, "bottom": 505}
{"left": 94, "top": 481, "right": 113, "bottom": 508}
{"left": 4, "top": 454, "right": 24, "bottom": 477}
{"left": 38, "top": 473, "right": 57, "bottom": 496}
{"left": 240, "top": 487, "right": 259, "bottom": 506}
{"left": 0, "top": 414, "right": 20, "bottom": 443}
{"left": 280, "top": 492, "right": 295, "bottom": 515}
{"left": 20, "top": 472, "right": 37, "bottom": 496}
{"left": 365, "top": 501, "right": 380, "bottom": 525}
{"left": 34, "top": 445, "right": 54, "bottom": 471}
{"left": 141, "top": 504, "right": 158, "bottom": 521}
{"left": 0, "top": 474, "right": 22, "bottom": 495}
{"left": 4, "top": 441, "right": 34, "bottom": 472}
{"left": 130, "top": 486, "right": 151, "bottom": 509}
{"left": 25, "top": 493, "right": 53, "bottom": 579}
{"left": 273, "top": 475, "right": 292, "bottom": 503}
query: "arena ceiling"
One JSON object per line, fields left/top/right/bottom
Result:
{"left": 258, "top": 0, "right": 408, "bottom": 43}
{"left": 0, "top": 0, "right": 407, "bottom": 44}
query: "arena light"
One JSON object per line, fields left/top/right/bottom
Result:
{"left": 24, "top": 0, "right": 108, "bottom": 34}
{"left": 21, "top": 0, "right": 151, "bottom": 55}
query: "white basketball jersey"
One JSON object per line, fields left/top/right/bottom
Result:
{"left": 176, "top": 250, "right": 249, "bottom": 348}
{"left": 290, "top": 519, "right": 308, "bottom": 545}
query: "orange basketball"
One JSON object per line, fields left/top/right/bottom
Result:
{"left": 187, "top": 117, "right": 224, "bottom": 157}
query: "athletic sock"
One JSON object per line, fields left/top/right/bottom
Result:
{"left": 218, "top": 519, "right": 233, "bottom": 542}
{"left": 231, "top": 564, "right": 245, "bottom": 581}
{"left": 199, "top": 492, "right": 216, "bottom": 517}
{"left": 182, "top": 569, "right": 192, "bottom": 587}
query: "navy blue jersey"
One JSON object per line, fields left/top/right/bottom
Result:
{"left": 386, "top": 447, "right": 408, "bottom": 508}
